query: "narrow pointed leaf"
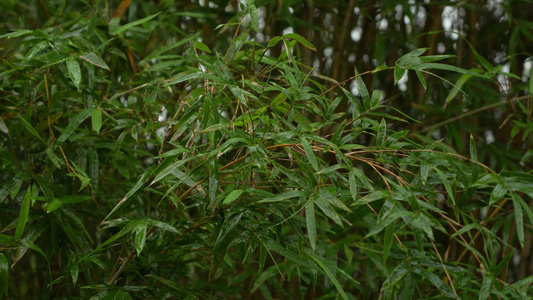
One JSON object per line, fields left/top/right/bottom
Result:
{"left": 80, "top": 52, "right": 110, "bottom": 70}
{"left": 15, "top": 187, "right": 32, "bottom": 240}
{"left": 305, "top": 201, "right": 316, "bottom": 251}
{"left": 66, "top": 57, "right": 82, "bottom": 90}
{"left": 56, "top": 109, "right": 92, "bottom": 146}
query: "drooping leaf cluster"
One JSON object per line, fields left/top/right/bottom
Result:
{"left": 0, "top": 0, "right": 533, "bottom": 299}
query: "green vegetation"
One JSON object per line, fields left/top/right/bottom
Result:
{"left": 1, "top": 0, "right": 533, "bottom": 299}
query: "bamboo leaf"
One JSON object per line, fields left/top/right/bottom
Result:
{"left": 308, "top": 254, "right": 349, "bottom": 300}
{"left": 300, "top": 136, "right": 318, "bottom": 171}
{"left": 15, "top": 187, "right": 32, "bottom": 240}
{"left": 103, "top": 169, "right": 152, "bottom": 222}
{"left": 17, "top": 114, "right": 46, "bottom": 145}
{"left": 210, "top": 212, "right": 244, "bottom": 280}
{"left": 0, "top": 252, "right": 8, "bottom": 296}
{"left": 66, "top": 57, "right": 82, "bottom": 91}
{"left": 80, "top": 52, "right": 110, "bottom": 70}
{"left": 305, "top": 201, "right": 316, "bottom": 251}
{"left": 109, "top": 12, "right": 161, "bottom": 35}
{"left": 91, "top": 108, "right": 102, "bottom": 133}
{"left": 262, "top": 239, "right": 317, "bottom": 270}
{"left": 135, "top": 223, "right": 147, "bottom": 255}
{"left": 194, "top": 40, "right": 212, "bottom": 53}
{"left": 354, "top": 66, "right": 369, "bottom": 104}
{"left": 222, "top": 189, "right": 244, "bottom": 205}
{"left": 55, "top": 109, "right": 92, "bottom": 146}
{"left": 282, "top": 33, "right": 316, "bottom": 51}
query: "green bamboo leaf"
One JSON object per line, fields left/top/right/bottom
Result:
{"left": 530, "top": 68, "right": 533, "bottom": 97}
{"left": 414, "top": 268, "right": 455, "bottom": 298}
{"left": 419, "top": 54, "right": 455, "bottom": 62}
{"left": 135, "top": 223, "right": 147, "bottom": 255}
{"left": 376, "top": 118, "right": 387, "bottom": 146}
{"left": 80, "top": 52, "right": 110, "bottom": 70}
{"left": 85, "top": 220, "right": 142, "bottom": 258}
{"left": 411, "top": 213, "right": 434, "bottom": 241}
{"left": 208, "top": 159, "right": 218, "bottom": 212}
{"left": 262, "top": 239, "right": 317, "bottom": 270}
{"left": 394, "top": 66, "right": 406, "bottom": 85}
{"left": 479, "top": 275, "right": 493, "bottom": 300}
{"left": 249, "top": 3, "right": 259, "bottom": 32}
{"left": 0, "top": 116, "right": 9, "bottom": 135}
{"left": 268, "top": 36, "right": 283, "bottom": 48}
{"left": 382, "top": 260, "right": 409, "bottom": 289}
{"left": 372, "top": 65, "right": 390, "bottom": 73}
{"left": 0, "top": 29, "right": 33, "bottom": 39}
{"left": 0, "top": 234, "right": 15, "bottom": 245}
{"left": 143, "top": 219, "right": 180, "bottom": 234}
{"left": 23, "top": 40, "right": 48, "bottom": 62}
{"left": 17, "top": 114, "right": 46, "bottom": 145}
{"left": 450, "top": 223, "right": 481, "bottom": 239}
{"left": 415, "top": 70, "right": 426, "bottom": 90}
{"left": 210, "top": 212, "right": 244, "bottom": 280}
{"left": 88, "top": 148, "right": 99, "bottom": 192}
{"left": 489, "top": 183, "right": 507, "bottom": 205}
{"left": 45, "top": 147, "right": 64, "bottom": 167}
{"left": 146, "top": 275, "right": 187, "bottom": 294}
{"left": 115, "top": 291, "right": 132, "bottom": 300}
{"left": 445, "top": 74, "right": 472, "bottom": 107}
{"left": 469, "top": 134, "right": 479, "bottom": 180}
{"left": 55, "top": 109, "right": 92, "bottom": 146}
{"left": 418, "top": 62, "right": 480, "bottom": 75}
{"left": 315, "top": 191, "right": 342, "bottom": 226}
{"left": 194, "top": 40, "right": 211, "bottom": 53}
{"left": 365, "top": 210, "right": 411, "bottom": 239}
{"left": 305, "top": 201, "right": 316, "bottom": 251}
{"left": 383, "top": 223, "right": 394, "bottom": 263}
{"left": 109, "top": 12, "right": 161, "bottom": 35}
{"left": 512, "top": 193, "right": 533, "bottom": 246}
{"left": 282, "top": 33, "right": 316, "bottom": 51}
{"left": 0, "top": 252, "right": 8, "bottom": 296}
{"left": 0, "top": 176, "right": 23, "bottom": 203}
{"left": 348, "top": 169, "right": 358, "bottom": 201}
{"left": 46, "top": 198, "right": 62, "bottom": 213}
{"left": 66, "top": 57, "right": 82, "bottom": 91}
{"left": 69, "top": 261, "right": 78, "bottom": 284}
{"left": 257, "top": 190, "right": 305, "bottom": 203}
{"left": 434, "top": 168, "right": 455, "bottom": 204}
{"left": 259, "top": 242, "right": 267, "bottom": 272}
{"left": 354, "top": 66, "right": 369, "bottom": 104}
{"left": 370, "top": 90, "right": 382, "bottom": 109}
{"left": 91, "top": 108, "right": 102, "bottom": 133}
{"left": 251, "top": 266, "right": 279, "bottom": 294}
{"left": 300, "top": 136, "right": 318, "bottom": 171}
{"left": 15, "top": 186, "right": 32, "bottom": 240}
{"left": 308, "top": 254, "right": 349, "bottom": 300}
{"left": 222, "top": 189, "right": 244, "bottom": 205}
{"left": 103, "top": 169, "right": 152, "bottom": 222}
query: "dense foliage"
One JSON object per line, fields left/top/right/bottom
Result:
{"left": 1, "top": 0, "right": 533, "bottom": 299}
